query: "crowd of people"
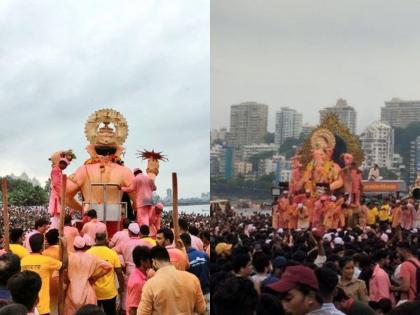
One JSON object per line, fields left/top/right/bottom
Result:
{"left": 0, "top": 207, "right": 210, "bottom": 315}
{"left": 211, "top": 193, "right": 420, "bottom": 315}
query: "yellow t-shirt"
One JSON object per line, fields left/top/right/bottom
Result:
{"left": 367, "top": 207, "right": 378, "bottom": 225}
{"left": 86, "top": 245, "right": 121, "bottom": 300}
{"left": 142, "top": 237, "right": 157, "bottom": 247}
{"left": 378, "top": 205, "right": 391, "bottom": 222}
{"left": 43, "top": 245, "right": 60, "bottom": 260}
{"left": 9, "top": 243, "right": 29, "bottom": 259}
{"left": 21, "top": 254, "right": 62, "bottom": 315}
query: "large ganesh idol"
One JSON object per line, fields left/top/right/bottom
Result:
{"left": 65, "top": 109, "right": 160, "bottom": 234}
{"left": 299, "top": 128, "right": 343, "bottom": 194}
{"left": 297, "top": 114, "right": 364, "bottom": 196}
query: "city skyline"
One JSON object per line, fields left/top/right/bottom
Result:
{"left": 212, "top": 0, "right": 420, "bottom": 134}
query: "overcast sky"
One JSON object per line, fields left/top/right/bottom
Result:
{"left": 211, "top": 0, "right": 420, "bottom": 134}
{"left": 0, "top": 1, "right": 209, "bottom": 198}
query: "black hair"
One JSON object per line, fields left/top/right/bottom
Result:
{"left": 189, "top": 226, "right": 199, "bottom": 236}
{"left": 283, "top": 283, "right": 323, "bottom": 305}
{"left": 333, "top": 287, "right": 349, "bottom": 303}
{"left": 10, "top": 228, "right": 24, "bottom": 243}
{"left": 140, "top": 225, "right": 150, "bottom": 236}
{"left": 256, "top": 293, "right": 284, "bottom": 315}
{"left": 150, "top": 246, "right": 170, "bottom": 262}
{"left": 34, "top": 218, "right": 49, "bottom": 229}
{"left": 396, "top": 240, "right": 414, "bottom": 253}
{"left": 122, "top": 219, "right": 131, "bottom": 229}
{"left": 132, "top": 246, "right": 151, "bottom": 268}
{"left": 45, "top": 229, "right": 59, "bottom": 246}
{"left": 372, "top": 249, "right": 388, "bottom": 263}
{"left": 157, "top": 228, "right": 174, "bottom": 243}
{"left": 7, "top": 271, "right": 42, "bottom": 311}
{"left": 180, "top": 233, "right": 192, "bottom": 247}
{"left": 64, "top": 214, "right": 72, "bottom": 226}
{"left": 0, "top": 253, "right": 21, "bottom": 286}
{"left": 87, "top": 209, "right": 97, "bottom": 219}
{"left": 389, "top": 300, "right": 420, "bottom": 315}
{"left": 233, "top": 253, "right": 251, "bottom": 273}
{"left": 95, "top": 233, "right": 107, "bottom": 243}
{"left": 178, "top": 218, "right": 189, "bottom": 231}
{"left": 213, "top": 277, "right": 258, "bottom": 315}
{"left": 314, "top": 267, "right": 338, "bottom": 298}
{"left": 252, "top": 252, "right": 270, "bottom": 273}
{"left": 29, "top": 233, "right": 44, "bottom": 253}
{"left": 339, "top": 256, "right": 354, "bottom": 270}
{"left": 0, "top": 304, "right": 28, "bottom": 315}
{"left": 75, "top": 304, "right": 106, "bottom": 315}
{"left": 133, "top": 169, "right": 142, "bottom": 175}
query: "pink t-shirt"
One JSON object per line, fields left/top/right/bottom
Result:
{"left": 126, "top": 268, "right": 147, "bottom": 314}
{"left": 81, "top": 220, "right": 107, "bottom": 243}
{"left": 64, "top": 226, "right": 80, "bottom": 253}
{"left": 109, "top": 229, "right": 130, "bottom": 248}
{"left": 400, "top": 258, "right": 420, "bottom": 301}
{"left": 369, "top": 264, "right": 394, "bottom": 304}
{"left": 122, "top": 174, "right": 156, "bottom": 207}
{"left": 115, "top": 237, "right": 152, "bottom": 276}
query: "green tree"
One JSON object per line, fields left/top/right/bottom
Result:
{"left": 0, "top": 177, "right": 48, "bottom": 206}
{"left": 279, "top": 137, "right": 302, "bottom": 158}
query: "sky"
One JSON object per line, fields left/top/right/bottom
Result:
{"left": 211, "top": 0, "right": 420, "bottom": 134}
{"left": 0, "top": 1, "right": 209, "bottom": 198}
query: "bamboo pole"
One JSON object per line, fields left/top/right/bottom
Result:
{"left": 58, "top": 174, "right": 67, "bottom": 315}
{"left": 172, "top": 173, "right": 180, "bottom": 247}
{"left": 2, "top": 178, "right": 10, "bottom": 252}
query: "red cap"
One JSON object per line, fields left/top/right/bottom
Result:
{"left": 267, "top": 265, "right": 319, "bottom": 293}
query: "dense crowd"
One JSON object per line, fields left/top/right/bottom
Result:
{"left": 210, "top": 195, "right": 420, "bottom": 315}
{"left": 0, "top": 207, "right": 210, "bottom": 315}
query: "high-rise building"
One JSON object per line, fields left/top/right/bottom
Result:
{"left": 360, "top": 121, "right": 394, "bottom": 169}
{"left": 210, "top": 128, "right": 227, "bottom": 144}
{"left": 300, "top": 124, "right": 315, "bottom": 140}
{"left": 409, "top": 136, "right": 420, "bottom": 185}
{"left": 229, "top": 102, "right": 268, "bottom": 148}
{"left": 381, "top": 98, "right": 420, "bottom": 128}
{"left": 274, "top": 107, "right": 303, "bottom": 146}
{"left": 319, "top": 99, "right": 357, "bottom": 134}
{"left": 242, "top": 143, "right": 279, "bottom": 161}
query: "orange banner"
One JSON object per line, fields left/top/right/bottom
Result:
{"left": 362, "top": 181, "right": 399, "bottom": 192}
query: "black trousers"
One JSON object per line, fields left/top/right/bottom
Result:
{"left": 98, "top": 297, "right": 117, "bottom": 315}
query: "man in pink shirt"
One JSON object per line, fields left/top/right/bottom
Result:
{"left": 24, "top": 218, "right": 50, "bottom": 253}
{"left": 178, "top": 218, "right": 204, "bottom": 252}
{"left": 81, "top": 209, "right": 108, "bottom": 243}
{"left": 393, "top": 241, "right": 420, "bottom": 301}
{"left": 109, "top": 219, "right": 130, "bottom": 249}
{"left": 115, "top": 222, "right": 151, "bottom": 314}
{"left": 120, "top": 168, "right": 156, "bottom": 227}
{"left": 369, "top": 249, "right": 395, "bottom": 305}
{"left": 126, "top": 246, "right": 151, "bottom": 315}
{"left": 48, "top": 158, "right": 69, "bottom": 229}
{"left": 63, "top": 214, "right": 80, "bottom": 253}
{"left": 156, "top": 227, "right": 189, "bottom": 271}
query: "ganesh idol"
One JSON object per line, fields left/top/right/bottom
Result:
{"left": 298, "top": 128, "right": 343, "bottom": 195}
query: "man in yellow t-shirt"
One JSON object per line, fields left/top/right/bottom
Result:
{"left": 378, "top": 201, "right": 391, "bottom": 223}
{"left": 9, "top": 228, "right": 29, "bottom": 259}
{"left": 87, "top": 232, "right": 124, "bottom": 314}
{"left": 366, "top": 203, "right": 378, "bottom": 226}
{"left": 20, "top": 233, "right": 67, "bottom": 315}
{"left": 140, "top": 225, "right": 157, "bottom": 247}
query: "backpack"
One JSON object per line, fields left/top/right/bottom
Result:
{"left": 405, "top": 259, "right": 420, "bottom": 299}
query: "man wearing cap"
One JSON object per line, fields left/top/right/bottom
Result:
{"left": 114, "top": 222, "right": 151, "bottom": 313}
{"left": 121, "top": 168, "right": 156, "bottom": 227}
{"left": 65, "top": 236, "right": 113, "bottom": 315}
{"left": 267, "top": 265, "right": 329, "bottom": 315}
{"left": 49, "top": 157, "right": 70, "bottom": 229}
{"left": 87, "top": 232, "right": 124, "bottom": 315}
{"left": 260, "top": 256, "right": 287, "bottom": 292}
{"left": 215, "top": 242, "right": 232, "bottom": 257}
